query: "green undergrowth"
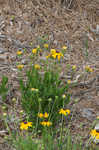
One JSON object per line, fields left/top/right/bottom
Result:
{"left": 0, "top": 36, "right": 96, "bottom": 150}
{"left": 12, "top": 129, "right": 97, "bottom": 150}
{"left": 19, "top": 66, "right": 70, "bottom": 129}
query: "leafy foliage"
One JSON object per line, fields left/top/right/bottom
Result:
{"left": 19, "top": 66, "right": 70, "bottom": 128}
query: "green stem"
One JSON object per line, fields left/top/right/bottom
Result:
{"left": 60, "top": 96, "right": 65, "bottom": 143}
{"left": 4, "top": 118, "right": 11, "bottom": 136}
{"left": 35, "top": 101, "right": 41, "bottom": 132}
{"left": 60, "top": 114, "right": 64, "bottom": 143}
{"left": 49, "top": 97, "right": 57, "bottom": 121}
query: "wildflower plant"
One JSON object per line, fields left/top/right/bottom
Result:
{"left": 19, "top": 66, "right": 70, "bottom": 129}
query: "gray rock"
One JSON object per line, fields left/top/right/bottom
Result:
{"left": 81, "top": 108, "right": 95, "bottom": 121}
{"left": 0, "top": 48, "right": 7, "bottom": 54}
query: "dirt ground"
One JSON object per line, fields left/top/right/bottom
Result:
{"left": 0, "top": 0, "right": 99, "bottom": 149}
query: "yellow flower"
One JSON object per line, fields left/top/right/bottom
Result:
{"left": 17, "top": 65, "right": 24, "bottom": 70}
{"left": 32, "top": 48, "right": 37, "bottom": 54}
{"left": 59, "top": 108, "right": 70, "bottom": 116}
{"left": 44, "top": 44, "right": 48, "bottom": 48}
{"left": 27, "top": 122, "right": 32, "bottom": 127}
{"left": 46, "top": 121, "right": 52, "bottom": 126}
{"left": 31, "top": 88, "right": 36, "bottom": 91}
{"left": 46, "top": 56, "right": 49, "bottom": 59}
{"left": 62, "top": 46, "right": 67, "bottom": 50}
{"left": 38, "top": 112, "right": 49, "bottom": 118}
{"left": 85, "top": 66, "right": 93, "bottom": 72}
{"left": 59, "top": 109, "right": 66, "bottom": 115}
{"left": 89, "top": 68, "right": 93, "bottom": 72}
{"left": 40, "top": 121, "right": 46, "bottom": 126}
{"left": 43, "top": 112, "right": 49, "bottom": 118}
{"left": 50, "top": 49, "right": 56, "bottom": 54}
{"left": 57, "top": 53, "right": 63, "bottom": 60}
{"left": 47, "top": 50, "right": 63, "bottom": 60}
{"left": 38, "top": 113, "right": 43, "bottom": 118}
{"left": 52, "top": 53, "right": 57, "bottom": 59}
{"left": 67, "top": 80, "right": 71, "bottom": 84}
{"left": 34, "top": 64, "right": 40, "bottom": 69}
{"left": 72, "top": 65, "right": 77, "bottom": 70}
{"left": 17, "top": 50, "right": 22, "bottom": 55}
{"left": 57, "top": 54, "right": 61, "bottom": 60}
{"left": 90, "top": 129, "right": 97, "bottom": 138}
{"left": 96, "top": 116, "right": 99, "bottom": 119}
{"left": 60, "top": 53, "right": 63, "bottom": 57}
{"left": 20, "top": 122, "right": 32, "bottom": 130}
{"left": 46, "top": 54, "right": 51, "bottom": 59}
{"left": 96, "top": 134, "right": 99, "bottom": 140}
{"left": 90, "top": 129, "right": 99, "bottom": 140}
{"left": 40, "top": 121, "right": 52, "bottom": 127}
{"left": 65, "top": 109, "right": 70, "bottom": 115}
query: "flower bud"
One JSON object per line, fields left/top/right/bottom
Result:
{"left": 48, "top": 98, "right": 52, "bottom": 102}
{"left": 38, "top": 98, "right": 42, "bottom": 102}
{"left": 12, "top": 98, "right": 16, "bottom": 103}
{"left": 3, "top": 113, "right": 7, "bottom": 117}
{"left": 55, "top": 96, "right": 58, "bottom": 99}
{"left": 2, "top": 106, "right": 6, "bottom": 110}
{"left": 62, "top": 94, "right": 66, "bottom": 99}
{"left": 20, "top": 110, "right": 24, "bottom": 114}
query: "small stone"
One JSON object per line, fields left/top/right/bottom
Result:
{"left": 21, "top": 59, "right": 28, "bottom": 64}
